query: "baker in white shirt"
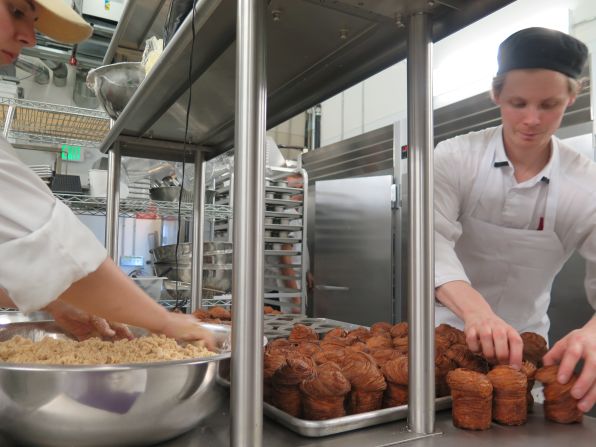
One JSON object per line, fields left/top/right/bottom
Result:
{"left": 0, "top": 0, "right": 214, "bottom": 348}
{"left": 434, "top": 27, "right": 596, "bottom": 413}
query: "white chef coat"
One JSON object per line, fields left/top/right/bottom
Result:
{"left": 0, "top": 136, "right": 107, "bottom": 312}
{"left": 434, "top": 125, "right": 596, "bottom": 332}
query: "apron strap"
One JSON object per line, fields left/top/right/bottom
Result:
{"left": 542, "top": 140, "right": 560, "bottom": 232}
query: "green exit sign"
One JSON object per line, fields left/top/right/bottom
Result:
{"left": 61, "top": 145, "right": 82, "bottom": 161}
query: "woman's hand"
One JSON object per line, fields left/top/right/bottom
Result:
{"left": 159, "top": 313, "right": 217, "bottom": 351}
{"left": 464, "top": 310, "right": 523, "bottom": 368}
{"left": 543, "top": 316, "right": 596, "bottom": 413}
{"left": 44, "top": 299, "right": 134, "bottom": 341}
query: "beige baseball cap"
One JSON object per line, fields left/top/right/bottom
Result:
{"left": 34, "top": 0, "right": 93, "bottom": 44}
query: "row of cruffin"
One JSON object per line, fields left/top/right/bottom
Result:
{"left": 264, "top": 322, "right": 547, "bottom": 420}
{"left": 191, "top": 305, "right": 281, "bottom": 324}
{"left": 447, "top": 362, "right": 582, "bottom": 430}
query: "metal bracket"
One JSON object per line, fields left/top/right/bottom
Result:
{"left": 391, "top": 183, "right": 400, "bottom": 209}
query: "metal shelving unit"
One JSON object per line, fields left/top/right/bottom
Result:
{"left": 98, "top": 1, "right": 517, "bottom": 444}
{"left": 1, "top": 97, "right": 110, "bottom": 149}
{"left": 55, "top": 193, "right": 231, "bottom": 220}
{"left": 99, "top": 0, "right": 515, "bottom": 160}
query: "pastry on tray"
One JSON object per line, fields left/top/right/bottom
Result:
{"left": 435, "top": 352, "right": 457, "bottom": 397}
{"left": 390, "top": 322, "right": 409, "bottom": 339}
{"left": 520, "top": 332, "right": 547, "bottom": 367}
{"left": 370, "top": 348, "right": 402, "bottom": 367}
{"left": 535, "top": 365, "right": 583, "bottom": 424}
{"left": 300, "top": 362, "right": 351, "bottom": 420}
{"left": 381, "top": 355, "right": 409, "bottom": 407}
{"left": 266, "top": 338, "right": 295, "bottom": 351}
{"left": 370, "top": 322, "right": 393, "bottom": 334}
{"left": 435, "top": 323, "right": 466, "bottom": 346}
{"left": 341, "top": 351, "right": 387, "bottom": 414}
{"left": 347, "top": 341, "right": 368, "bottom": 353}
{"left": 346, "top": 327, "right": 373, "bottom": 343}
{"left": 392, "top": 336, "right": 409, "bottom": 354}
{"left": 435, "top": 335, "right": 453, "bottom": 354}
{"left": 288, "top": 324, "right": 319, "bottom": 341}
{"left": 446, "top": 344, "right": 489, "bottom": 374}
{"left": 209, "top": 306, "right": 231, "bottom": 320}
{"left": 447, "top": 368, "right": 493, "bottom": 430}
{"left": 313, "top": 349, "right": 347, "bottom": 367}
{"left": 323, "top": 327, "right": 348, "bottom": 339}
{"left": 487, "top": 365, "right": 528, "bottom": 426}
{"left": 520, "top": 360, "right": 537, "bottom": 412}
{"left": 264, "top": 349, "right": 288, "bottom": 404}
{"left": 294, "top": 340, "right": 322, "bottom": 357}
{"left": 271, "top": 355, "right": 316, "bottom": 417}
{"left": 365, "top": 333, "right": 393, "bottom": 350}
{"left": 320, "top": 336, "right": 352, "bottom": 348}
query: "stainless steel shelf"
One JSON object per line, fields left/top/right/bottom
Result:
{"left": 55, "top": 193, "right": 232, "bottom": 220}
{"left": 265, "top": 210, "right": 303, "bottom": 219}
{"left": 265, "top": 198, "right": 303, "bottom": 208}
{"left": 265, "top": 237, "right": 302, "bottom": 244}
{"left": 99, "top": 0, "right": 514, "bottom": 159}
{"left": 214, "top": 224, "right": 302, "bottom": 232}
{"left": 216, "top": 185, "right": 303, "bottom": 195}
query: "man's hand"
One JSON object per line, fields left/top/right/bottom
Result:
{"left": 43, "top": 300, "right": 134, "bottom": 341}
{"left": 435, "top": 281, "right": 523, "bottom": 368}
{"left": 464, "top": 310, "right": 523, "bottom": 368}
{"left": 159, "top": 313, "right": 217, "bottom": 351}
{"left": 543, "top": 316, "right": 596, "bottom": 413}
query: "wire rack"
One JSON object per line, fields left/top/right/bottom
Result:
{"left": 0, "top": 97, "right": 111, "bottom": 148}
{"left": 55, "top": 193, "right": 232, "bottom": 220}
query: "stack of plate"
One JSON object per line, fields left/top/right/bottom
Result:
{"left": 127, "top": 177, "right": 151, "bottom": 200}
{"left": 28, "top": 164, "right": 53, "bottom": 185}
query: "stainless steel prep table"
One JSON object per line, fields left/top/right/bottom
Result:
{"left": 1, "top": 386, "right": 594, "bottom": 446}
{"left": 122, "top": 387, "right": 596, "bottom": 447}
{"left": 158, "top": 391, "right": 596, "bottom": 447}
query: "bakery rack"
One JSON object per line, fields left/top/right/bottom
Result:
{"left": 0, "top": 97, "right": 110, "bottom": 149}
{"left": 212, "top": 166, "right": 307, "bottom": 314}
{"left": 54, "top": 193, "right": 232, "bottom": 221}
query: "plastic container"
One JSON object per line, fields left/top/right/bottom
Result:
{"left": 132, "top": 277, "right": 166, "bottom": 301}
{"left": 89, "top": 169, "right": 129, "bottom": 198}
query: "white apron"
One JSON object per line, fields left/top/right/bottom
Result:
{"left": 435, "top": 134, "right": 568, "bottom": 340}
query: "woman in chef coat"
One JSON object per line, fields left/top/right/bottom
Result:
{"left": 435, "top": 27, "right": 596, "bottom": 412}
{"left": 0, "top": 0, "right": 214, "bottom": 347}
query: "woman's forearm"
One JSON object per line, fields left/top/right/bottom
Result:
{"left": 0, "top": 288, "right": 16, "bottom": 308}
{"left": 57, "top": 257, "right": 171, "bottom": 333}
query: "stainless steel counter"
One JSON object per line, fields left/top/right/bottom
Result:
{"left": 5, "top": 386, "right": 588, "bottom": 447}
{"left": 161, "top": 388, "right": 596, "bottom": 447}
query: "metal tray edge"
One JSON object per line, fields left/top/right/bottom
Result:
{"left": 263, "top": 397, "right": 452, "bottom": 437}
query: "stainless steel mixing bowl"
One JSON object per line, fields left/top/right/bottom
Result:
{"left": 149, "top": 186, "right": 193, "bottom": 202}
{"left": 153, "top": 263, "right": 232, "bottom": 292}
{"left": 86, "top": 62, "right": 146, "bottom": 120}
{"left": 0, "top": 320, "right": 231, "bottom": 447}
{"left": 151, "top": 242, "right": 233, "bottom": 264}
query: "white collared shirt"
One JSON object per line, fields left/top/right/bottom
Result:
{"left": 434, "top": 125, "right": 596, "bottom": 311}
{"left": 0, "top": 136, "right": 107, "bottom": 312}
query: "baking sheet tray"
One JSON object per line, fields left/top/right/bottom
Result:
{"left": 264, "top": 397, "right": 452, "bottom": 437}
{"left": 263, "top": 315, "right": 361, "bottom": 339}
{"left": 220, "top": 315, "right": 452, "bottom": 437}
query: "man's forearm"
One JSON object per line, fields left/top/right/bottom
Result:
{"left": 435, "top": 280, "right": 493, "bottom": 321}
